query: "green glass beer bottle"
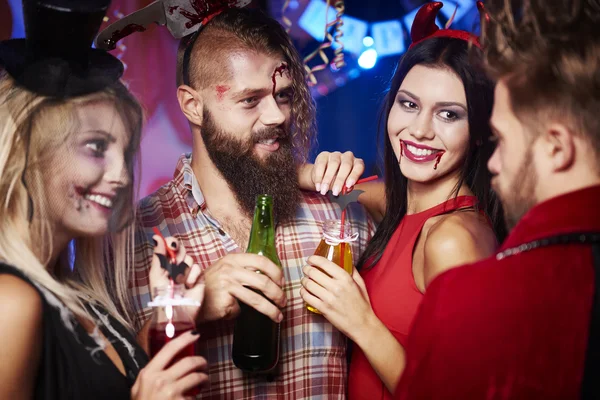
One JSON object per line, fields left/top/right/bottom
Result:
{"left": 232, "top": 194, "right": 283, "bottom": 372}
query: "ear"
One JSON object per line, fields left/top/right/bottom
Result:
{"left": 177, "top": 85, "right": 203, "bottom": 126}
{"left": 542, "top": 123, "right": 575, "bottom": 172}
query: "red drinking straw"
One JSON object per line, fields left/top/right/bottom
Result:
{"left": 355, "top": 175, "right": 378, "bottom": 185}
{"left": 337, "top": 175, "right": 379, "bottom": 272}
{"left": 339, "top": 186, "right": 348, "bottom": 273}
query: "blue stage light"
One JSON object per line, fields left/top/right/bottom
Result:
{"left": 358, "top": 48, "right": 378, "bottom": 69}
{"left": 362, "top": 36, "right": 374, "bottom": 47}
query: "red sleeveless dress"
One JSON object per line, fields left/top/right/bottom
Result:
{"left": 348, "top": 196, "right": 479, "bottom": 400}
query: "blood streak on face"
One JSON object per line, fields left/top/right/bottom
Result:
{"left": 271, "top": 62, "right": 288, "bottom": 96}
{"left": 168, "top": 6, "right": 179, "bottom": 14}
{"left": 215, "top": 85, "right": 230, "bottom": 101}
{"left": 433, "top": 151, "right": 445, "bottom": 170}
{"left": 399, "top": 139, "right": 404, "bottom": 159}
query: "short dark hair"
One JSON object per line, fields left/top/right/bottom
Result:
{"left": 483, "top": 0, "right": 600, "bottom": 159}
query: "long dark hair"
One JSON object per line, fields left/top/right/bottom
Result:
{"left": 357, "top": 37, "right": 506, "bottom": 271}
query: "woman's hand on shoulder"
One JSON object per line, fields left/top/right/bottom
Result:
{"left": 298, "top": 151, "right": 365, "bottom": 195}
{"left": 423, "top": 213, "right": 497, "bottom": 288}
{"left": 0, "top": 274, "right": 43, "bottom": 399}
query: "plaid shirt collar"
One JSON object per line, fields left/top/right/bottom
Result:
{"left": 173, "top": 153, "right": 206, "bottom": 215}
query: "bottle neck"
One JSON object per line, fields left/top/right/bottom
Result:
{"left": 247, "top": 196, "right": 276, "bottom": 252}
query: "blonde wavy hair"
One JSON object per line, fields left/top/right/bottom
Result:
{"left": 0, "top": 72, "right": 143, "bottom": 330}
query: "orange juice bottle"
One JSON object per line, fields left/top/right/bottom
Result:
{"left": 307, "top": 219, "right": 357, "bottom": 314}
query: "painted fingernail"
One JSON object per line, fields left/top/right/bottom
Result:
{"left": 346, "top": 179, "right": 355, "bottom": 188}
{"left": 332, "top": 185, "right": 341, "bottom": 196}
{"left": 320, "top": 184, "right": 329, "bottom": 195}
{"left": 315, "top": 183, "right": 321, "bottom": 192}
{"left": 277, "top": 313, "right": 284, "bottom": 322}
{"left": 152, "top": 239, "right": 158, "bottom": 247}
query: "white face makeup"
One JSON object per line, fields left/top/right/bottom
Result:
{"left": 44, "top": 101, "right": 131, "bottom": 239}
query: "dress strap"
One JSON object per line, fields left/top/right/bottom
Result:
{"left": 416, "top": 195, "right": 480, "bottom": 219}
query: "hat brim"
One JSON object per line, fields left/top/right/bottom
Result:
{"left": 0, "top": 38, "right": 124, "bottom": 98}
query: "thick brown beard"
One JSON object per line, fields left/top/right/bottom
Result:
{"left": 200, "top": 107, "right": 300, "bottom": 223}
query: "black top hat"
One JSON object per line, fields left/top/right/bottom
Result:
{"left": 0, "top": 0, "right": 123, "bottom": 98}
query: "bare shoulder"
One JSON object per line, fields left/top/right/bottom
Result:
{"left": 355, "top": 181, "right": 386, "bottom": 223}
{"left": 0, "top": 273, "right": 44, "bottom": 397}
{"left": 0, "top": 273, "right": 43, "bottom": 329}
{"left": 422, "top": 211, "right": 497, "bottom": 288}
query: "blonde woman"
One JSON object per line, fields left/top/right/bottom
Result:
{"left": 0, "top": 1, "right": 206, "bottom": 398}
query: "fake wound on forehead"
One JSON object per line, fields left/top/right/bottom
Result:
{"left": 215, "top": 85, "right": 230, "bottom": 101}
{"left": 271, "top": 62, "right": 288, "bottom": 96}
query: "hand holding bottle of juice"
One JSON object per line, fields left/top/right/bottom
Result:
{"left": 307, "top": 219, "right": 358, "bottom": 314}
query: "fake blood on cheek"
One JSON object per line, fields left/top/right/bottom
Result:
{"left": 433, "top": 152, "right": 444, "bottom": 170}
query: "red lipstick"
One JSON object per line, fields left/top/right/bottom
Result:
{"left": 400, "top": 140, "right": 445, "bottom": 164}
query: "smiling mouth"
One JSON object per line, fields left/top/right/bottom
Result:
{"left": 255, "top": 137, "right": 280, "bottom": 152}
{"left": 84, "top": 193, "right": 114, "bottom": 209}
{"left": 401, "top": 140, "right": 444, "bottom": 163}
{"left": 257, "top": 138, "right": 277, "bottom": 145}
{"left": 76, "top": 187, "right": 115, "bottom": 210}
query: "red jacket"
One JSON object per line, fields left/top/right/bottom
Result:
{"left": 395, "top": 185, "right": 600, "bottom": 399}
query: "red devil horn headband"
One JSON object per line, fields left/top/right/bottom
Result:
{"left": 409, "top": 1, "right": 488, "bottom": 50}
{"left": 411, "top": 2, "right": 443, "bottom": 44}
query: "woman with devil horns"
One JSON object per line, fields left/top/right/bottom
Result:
{"left": 300, "top": 2, "right": 505, "bottom": 398}
{"left": 0, "top": 1, "right": 208, "bottom": 398}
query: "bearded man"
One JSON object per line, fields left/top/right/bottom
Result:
{"left": 131, "top": 7, "right": 373, "bottom": 399}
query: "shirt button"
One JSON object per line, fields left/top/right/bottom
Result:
{"left": 218, "top": 228, "right": 226, "bottom": 236}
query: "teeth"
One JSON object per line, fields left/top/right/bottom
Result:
{"left": 258, "top": 138, "right": 277, "bottom": 145}
{"left": 406, "top": 144, "right": 435, "bottom": 157}
{"left": 84, "top": 194, "right": 113, "bottom": 208}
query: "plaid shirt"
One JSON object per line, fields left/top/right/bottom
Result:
{"left": 132, "top": 154, "right": 375, "bottom": 399}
